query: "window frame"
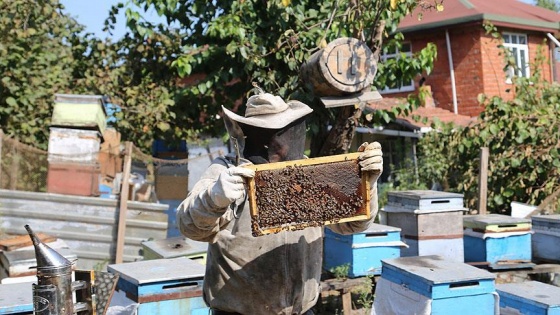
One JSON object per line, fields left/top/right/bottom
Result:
{"left": 502, "top": 32, "right": 530, "bottom": 81}
{"left": 380, "top": 42, "right": 415, "bottom": 94}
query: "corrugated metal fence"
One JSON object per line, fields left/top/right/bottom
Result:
{"left": 0, "top": 189, "right": 168, "bottom": 270}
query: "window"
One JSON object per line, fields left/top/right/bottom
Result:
{"left": 381, "top": 42, "right": 415, "bottom": 93}
{"left": 503, "top": 33, "right": 530, "bottom": 80}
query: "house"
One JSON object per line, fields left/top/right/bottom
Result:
{"left": 355, "top": 0, "right": 560, "bottom": 181}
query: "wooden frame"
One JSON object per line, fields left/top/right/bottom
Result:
{"left": 244, "top": 153, "right": 371, "bottom": 236}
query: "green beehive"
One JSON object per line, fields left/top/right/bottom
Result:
{"left": 51, "top": 94, "right": 108, "bottom": 134}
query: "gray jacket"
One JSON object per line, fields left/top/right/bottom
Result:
{"left": 177, "top": 155, "right": 378, "bottom": 314}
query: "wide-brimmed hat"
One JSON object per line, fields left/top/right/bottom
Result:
{"left": 222, "top": 93, "right": 313, "bottom": 129}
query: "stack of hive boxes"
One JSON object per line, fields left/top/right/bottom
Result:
{"left": 47, "top": 94, "right": 107, "bottom": 196}
{"left": 381, "top": 190, "right": 466, "bottom": 262}
{"left": 463, "top": 214, "right": 533, "bottom": 269}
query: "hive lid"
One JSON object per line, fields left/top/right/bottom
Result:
{"left": 386, "top": 190, "right": 464, "bottom": 212}
{"left": 531, "top": 214, "right": 560, "bottom": 223}
{"left": 0, "top": 281, "right": 33, "bottom": 313}
{"left": 54, "top": 94, "right": 108, "bottom": 116}
{"left": 382, "top": 255, "right": 495, "bottom": 284}
{"left": 363, "top": 223, "right": 401, "bottom": 233}
{"left": 463, "top": 214, "right": 531, "bottom": 232}
{"left": 107, "top": 257, "right": 205, "bottom": 285}
{"left": 387, "top": 190, "right": 464, "bottom": 200}
{"left": 142, "top": 236, "right": 208, "bottom": 258}
{"left": 497, "top": 281, "right": 560, "bottom": 307}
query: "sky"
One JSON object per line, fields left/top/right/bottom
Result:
{"left": 61, "top": 0, "right": 538, "bottom": 39}
{"left": 59, "top": 0, "right": 165, "bottom": 40}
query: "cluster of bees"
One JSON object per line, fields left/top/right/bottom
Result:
{"left": 251, "top": 160, "right": 365, "bottom": 236}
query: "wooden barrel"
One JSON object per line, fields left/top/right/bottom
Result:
{"left": 300, "top": 37, "right": 377, "bottom": 97}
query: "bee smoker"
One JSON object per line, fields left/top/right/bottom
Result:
{"left": 25, "top": 224, "right": 76, "bottom": 315}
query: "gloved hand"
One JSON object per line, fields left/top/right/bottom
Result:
{"left": 358, "top": 141, "right": 383, "bottom": 182}
{"left": 209, "top": 166, "right": 255, "bottom": 208}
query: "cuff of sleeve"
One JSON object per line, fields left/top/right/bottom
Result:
{"left": 202, "top": 186, "right": 230, "bottom": 214}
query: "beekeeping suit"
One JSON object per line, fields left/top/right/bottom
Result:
{"left": 177, "top": 89, "right": 383, "bottom": 315}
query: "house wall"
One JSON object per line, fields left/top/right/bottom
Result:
{"left": 480, "top": 28, "right": 553, "bottom": 106}
{"left": 382, "top": 25, "right": 487, "bottom": 117}
{"left": 381, "top": 24, "right": 555, "bottom": 118}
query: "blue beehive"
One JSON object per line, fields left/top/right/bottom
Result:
{"left": 324, "top": 223, "right": 406, "bottom": 277}
{"left": 378, "top": 255, "right": 497, "bottom": 315}
{"left": 464, "top": 214, "right": 533, "bottom": 269}
{"left": 107, "top": 257, "right": 209, "bottom": 315}
{"left": 0, "top": 281, "right": 33, "bottom": 314}
{"left": 532, "top": 215, "right": 560, "bottom": 263}
{"left": 497, "top": 281, "right": 560, "bottom": 314}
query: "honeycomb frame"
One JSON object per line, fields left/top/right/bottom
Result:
{"left": 244, "top": 153, "right": 371, "bottom": 237}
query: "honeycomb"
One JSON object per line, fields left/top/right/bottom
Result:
{"left": 249, "top": 159, "right": 367, "bottom": 236}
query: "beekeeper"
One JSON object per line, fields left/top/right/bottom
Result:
{"left": 176, "top": 89, "right": 383, "bottom": 315}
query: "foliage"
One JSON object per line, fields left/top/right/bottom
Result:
{"left": 534, "top": 0, "right": 560, "bottom": 12}
{"left": 378, "top": 158, "right": 429, "bottom": 209}
{"left": 0, "top": 0, "right": 85, "bottom": 149}
{"left": 0, "top": 0, "right": 194, "bottom": 152}
{"left": 417, "top": 27, "right": 560, "bottom": 214}
{"left": 116, "top": 0, "right": 441, "bottom": 155}
{"left": 353, "top": 275, "right": 374, "bottom": 310}
{"left": 71, "top": 29, "right": 187, "bottom": 151}
{"left": 329, "top": 263, "right": 350, "bottom": 280}
{"left": 0, "top": 0, "right": 441, "bottom": 154}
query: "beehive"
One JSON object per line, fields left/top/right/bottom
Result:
{"left": 382, "top": 190, "right": 466, "bottom": 262}
{"left": 376, "top": 255, "right": 497, "bottom": 315}
{"left": 532, "top": 214, "right": 560, "bottom": 263}
{"left": 463, "top": 214, "right": 533, "bottom": 269}
{"left": 324, "top": 223, "right": 406, "bottom": 277}
{"left": 107, "top": 257, "right": 209, "bottom": 315}
{"left": 497, "top": 281, "right": 560, "bottom": 314}
{"left": 51, "top": 94, "right": 108, "bottom": 133}
{"left": 245, "top": 153, "right": 371, "bottom": 237}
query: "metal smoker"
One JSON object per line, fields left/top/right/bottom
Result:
{"left": 25, "top": 224, "right": 78, "bottom": 315}
{"left": 25, "top": 225, "right": 119, "bottom": 315}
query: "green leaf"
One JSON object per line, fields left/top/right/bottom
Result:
{"left": 157, "top": 122, "right": 170, "bottom": 131}
{"left": 5, "top": 97, "right": 17, "bottom": 107}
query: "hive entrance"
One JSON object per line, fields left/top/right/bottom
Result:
{"left": 245, "top": 153, "right": 370, "bottom": 236}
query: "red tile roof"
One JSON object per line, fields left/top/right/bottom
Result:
{"left": 365, "top": 97, "right": 476, "bottom": 129}
{"left": 399, "top": 0, "right": 560, "bottom": 33}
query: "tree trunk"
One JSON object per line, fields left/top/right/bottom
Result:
{"left": 318, "top": 105, "right": 364, "bottom": 156}
{"left": 315, "top": 20, "right": 385, "bottom": 156}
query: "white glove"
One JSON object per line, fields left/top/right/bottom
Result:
{"left": 209, "top": 166, "right": 255, "bottom": 208}
{"left": 358, "top": 142, "right": 383, "bottom": 181}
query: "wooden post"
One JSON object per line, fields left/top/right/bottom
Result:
{"left": 478, "top": 147, "right": 489, "bottom": 215}
{"left": 0, "top": 130, "right": 3, "bottom": 188}
{"left": 115, "top": 141, "right": 133, "bottom": 264}
{"left": 9, "top": 142, "right": 19, "bottom": 191}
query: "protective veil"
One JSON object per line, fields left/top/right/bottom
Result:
{"left": 221, "top": 91, "right": 312, "bottom": 164}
